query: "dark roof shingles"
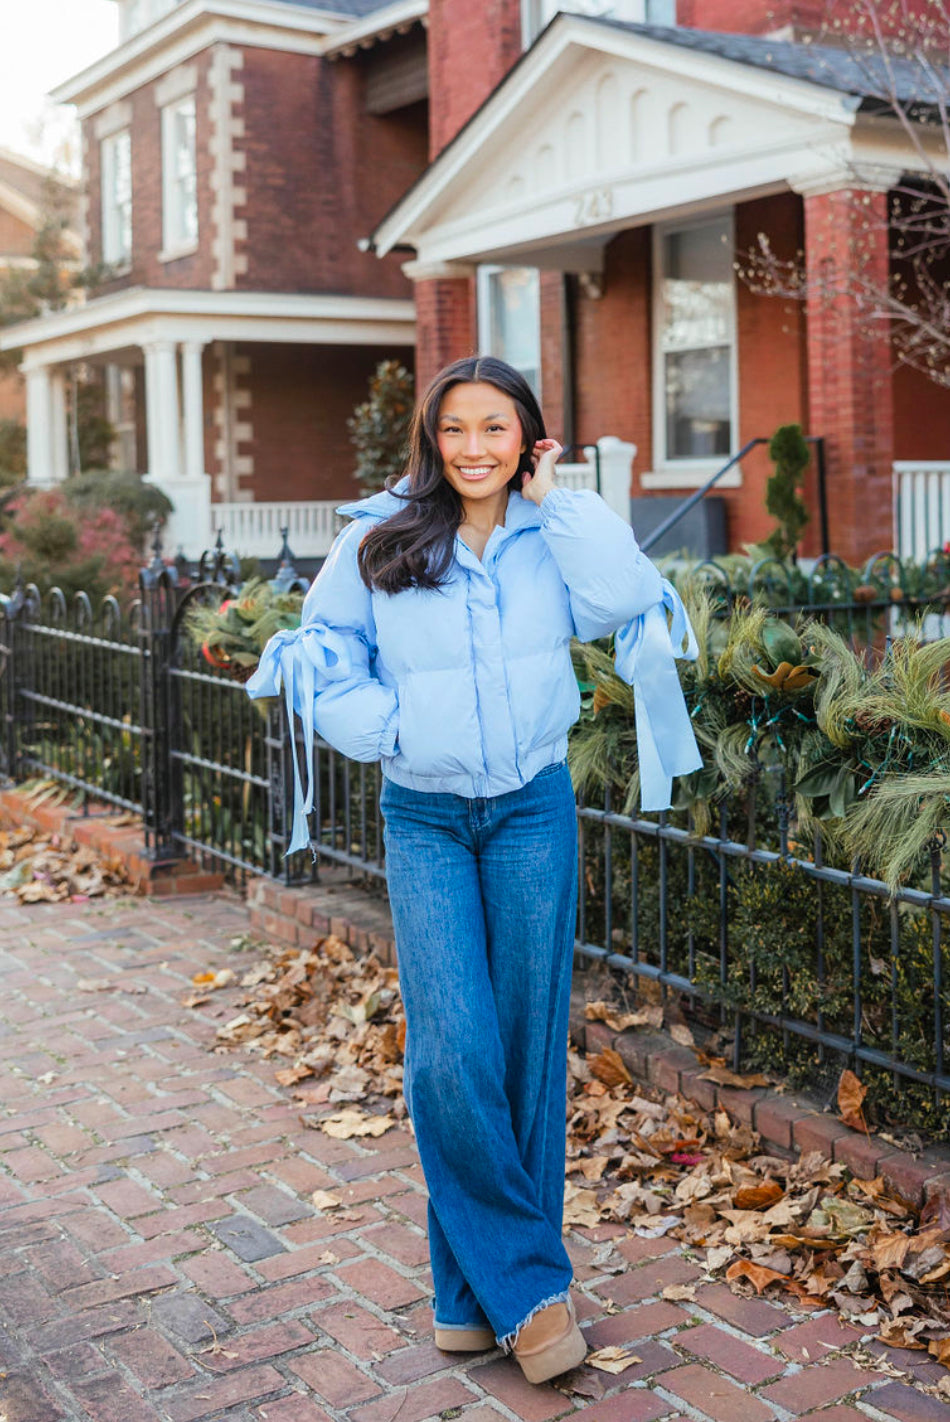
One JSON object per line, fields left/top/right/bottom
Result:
{"left": 598, "top": 20, "right": 944, "bottom": 108}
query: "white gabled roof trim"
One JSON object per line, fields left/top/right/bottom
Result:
{"left": 51, "top": 0, "right": 352, "bottom": 111}
{"left": 372, "top": 11, "right": 864, "bottom": 258}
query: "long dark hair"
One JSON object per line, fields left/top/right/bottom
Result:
{"left": 357, "top": 355, "right": 546, "bottom": 594}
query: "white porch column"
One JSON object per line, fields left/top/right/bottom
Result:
{"left": 596, "top": 437, "right": 636, "bottom": 523}
{"left": 144, "top": 338, "right": 212, "bottom": 557}
{"left": 50, "top": 370, "right": 69, "bottom": 482}
{"left": 25, "top": 367, "right": 53, "bottom": 486}
{"left": 181, "top": 340, "right": 206, "bottom": 480}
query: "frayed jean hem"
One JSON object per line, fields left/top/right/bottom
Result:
{"left": 497, "top": 1287, "right": 571, "bottom": 1354}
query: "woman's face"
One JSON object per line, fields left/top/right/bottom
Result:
{"left": 435, "top": 381, "right": 526, "bottom": 507}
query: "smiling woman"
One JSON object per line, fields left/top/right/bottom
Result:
{"left": 248, "top": 353, "right": 703, "bottom": 1386}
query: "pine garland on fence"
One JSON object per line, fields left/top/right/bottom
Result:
{"left": 571, "top": 586, "right": 950, "bottom": 891}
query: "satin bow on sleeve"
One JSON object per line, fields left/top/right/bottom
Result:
{"left": 613, "top": 579, "right": 703, "bottom": 812}
{"left": 245, "top": 625, "right": 353, "bottom": 855}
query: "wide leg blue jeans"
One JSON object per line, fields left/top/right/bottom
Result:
{"left": 379, "top": 761, "right": 578, "bottom": 1348}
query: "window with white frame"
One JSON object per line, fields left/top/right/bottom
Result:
{"left": 101, "top": 130, "right": 132, "bottom": 267}
{"left": 654, "top": 214, "right": 735, "bottom": 468}
{"left": 522, "top": 0, "right": 675, "bottom": 47}
{"left": 161, "top": 95, "right": 198, "bottom": 256}
{"left": 477, "top": 266, "right": 542, "bottom": 400}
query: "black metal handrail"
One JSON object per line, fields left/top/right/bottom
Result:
{"left": 640, "top": 435, "right": 829, "bottom": 557}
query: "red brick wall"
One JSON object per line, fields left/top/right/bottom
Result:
{"left": 234, "top": 342, "right": 413, "bottom": 503}
{"left": 0, "top": 371, "right": 24, "bottom": 424}
{"left": 732, "top": 192, "right": 809, "bottom": 552}
{"left": 413, "top": 276, "right": 476, "bottom": 393}
{"left": 236, "top": 49, "right": 426, "bottom": 297}
{"left": 573, "top": 227, "right": 652, "bottom": 467}
{"left": 539, "top": 272, "right": 566, "bottom": 444}
{"left": 803, "top": 188, "right": 894, "bottom": 563}
{"left": 84, "top": 45, "right": 427, "bottom": 299}
{"left": 568, "top": 198, "right": 809, "bottom": 552}
{"left": 680, "top": 0, "right": 933, "bottom": 36}
{"left": 85, "top": 53, "right": 215, "bottom": 293}
{"left": 427, "top": 0, "right": 522, "bottom": 158}
{"left": 679, "top": 1, "right": 824, "bottom": 32}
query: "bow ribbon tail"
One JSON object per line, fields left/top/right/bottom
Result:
{"left": 615, "top": 590, "right": 703, "bottom": 812}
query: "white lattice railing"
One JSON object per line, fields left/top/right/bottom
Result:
{"left": 215, "top": 500, "right": 341, "bottom": 559}
{"left": 894, "top": 461, "right": 950, "bottom": 562}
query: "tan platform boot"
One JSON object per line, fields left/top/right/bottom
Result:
{"left": 433, "top": 1326, "right": 496, "bottom": 1352}
{"left": 512, "top": 1296, "right": 587, "bottom": 1384}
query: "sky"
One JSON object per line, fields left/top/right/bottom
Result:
{"left": 0, "top": 0, "right": 120, "bottom": 174}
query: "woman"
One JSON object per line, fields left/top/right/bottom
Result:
{"left": 249, "top": 356, "right": 701, "bottom": 1384}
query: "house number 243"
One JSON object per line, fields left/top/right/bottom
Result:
{"left": 573, "top": 187, "right": 614, "bottom": 226}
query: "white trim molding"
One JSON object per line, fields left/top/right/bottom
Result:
{"left": 370, "top": 11, "right": 933, "bottom": 274}
{"left": 323, "top": 0, "right": 428, "bottom": 59}
{"left": 208, "top": 43, "right": 247, "bottom": 290}
{"left": 52, "top": 2, "right": 347, "bottom": 118}
{"left": 1, "top": 287, "right": 416, "bottom": 368}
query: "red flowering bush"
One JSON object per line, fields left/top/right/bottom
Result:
{"left": 0, "top": 488, "right": 142, "bottom": 604}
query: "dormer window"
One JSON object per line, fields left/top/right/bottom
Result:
{"left": 161, "top": 95, "right": 198, "bottom": 258}
{"left": 101, "top": 130, "right": 132, "bottom": 267}
{"left": 522, "top": 0, "right": 676, "bottom": 48}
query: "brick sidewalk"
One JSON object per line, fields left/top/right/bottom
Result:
{"left": 0, "top": 892, "right": 945, "bottom": 1422}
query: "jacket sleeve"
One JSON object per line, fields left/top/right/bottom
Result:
{"left": 245, "top": 519, "right": 397, "bottom": 854}
{"left": 299, "top": 520, "right": 399, "bottom": 761}
{"left": 537, "top": 487, "right": 664, "bottom": 641}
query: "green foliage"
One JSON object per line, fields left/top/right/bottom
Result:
{"left": 186, "top": 578, "right": 304, "bottom": 671}
{"left": 571, "top": 590, "right": 950, "bottom": 891}
{"left": 348, "top": 360, "right": 414, "bottom": 493}
{"left": 0, "top": 418, "right": 26, "bottom": 487}
{"left": 64, "top": 470, "right": 172, "bottom": 547}
{"left": 764, "top": 423, "right": 811, "bottom": 560}
{"left": 0, "top": 487, "right": 141, "bottom": 602}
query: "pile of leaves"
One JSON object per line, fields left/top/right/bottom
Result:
{"left": 204, "top": 934, "right": 406, "bottom": 1138}
{"left": 199, "top": 935, "right": 950, "bottom": 1392}
{"left": 0, "top": 824, "right": 131, "bottom": 902}
{"left": 566, "top": 1006, "right": 949, "bottom": 1387}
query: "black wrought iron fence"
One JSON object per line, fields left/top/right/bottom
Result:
{"left": 0, "top": 535, "right": 948, "bottom": 1123}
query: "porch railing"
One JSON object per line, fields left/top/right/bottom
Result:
{"left": 216, "top": 499, "right": 341, "bottom": 559}
{"left": 894, "top": 460, "right": 950, "bottom": 563}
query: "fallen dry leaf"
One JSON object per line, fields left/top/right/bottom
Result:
{"left": 586, "top": 1344, "right": 644, "bottom": 1374}
{"left": 726, "top": 1259, "right": 793, "bottom": 1294}
{"left": 310, "top": 1190, "right": 342, "bottom": 1211}
{"left": 319, "top": 1109, "right": 394, "bottom": 1140}
{"left": 838, "top": 1069, "right": 869, "bottom": 1134}
{"left": 661, "top": 1284, "right": 696, "bottom": 1301}
{"left": 588, "top": 1048, "right": 633, "bottom": 1088}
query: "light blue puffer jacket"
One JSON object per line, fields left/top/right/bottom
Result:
{"left": 247, "top": 484, "right": 702, "bottom": 853}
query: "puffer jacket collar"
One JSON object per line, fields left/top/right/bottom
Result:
{"left": 336, "top": 482, "right": 543, "bottom": 577}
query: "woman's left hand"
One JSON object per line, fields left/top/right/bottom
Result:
{"left": 522, "top": 438, "right": 563, "bottom": 507}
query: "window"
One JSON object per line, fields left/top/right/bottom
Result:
{"left": 522, "top": 1, "right": 675, "bottom": 47}
{"left": 161, "top": 95, "right": 197, "bottom": 256}
{"left": 654, "top": 214, "right": 736, "bottom": 470}
{"left": 101, "top": 130, "right": 132, "bottom": 267}
{"left": 477, "top": 266, "right": 542, "bottom": 399}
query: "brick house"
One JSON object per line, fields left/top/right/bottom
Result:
{"left": 4, "top": 0, "right": 949, "bottom": 563}
{"left": 374, "top": 0, "right": 950, "bottom": 565}
{"left": 1, "top": 0, "right": 427, "bottom": 559}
